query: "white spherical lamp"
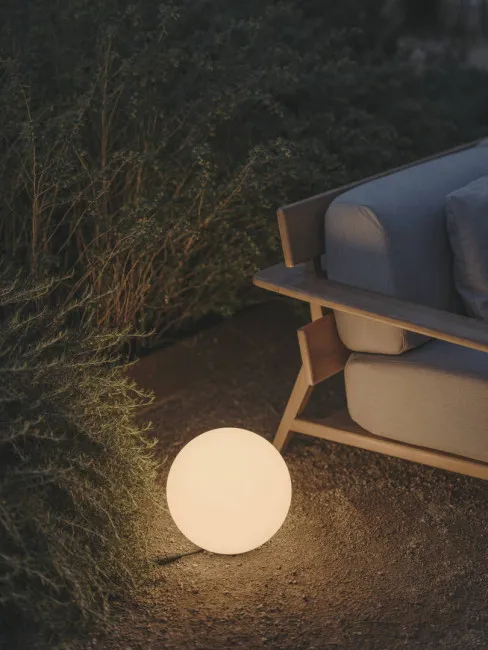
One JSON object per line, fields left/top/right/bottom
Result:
{"left": 166, "top": 427, "right": 292, "bottom": 555}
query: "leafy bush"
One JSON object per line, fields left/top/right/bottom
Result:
{"left": 0, "top": 0, "right": 487, "bottom": 352}
{"left": 0, "top": 267, "right": 159, "bottom": 648}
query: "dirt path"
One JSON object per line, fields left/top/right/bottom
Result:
{"left": 90, "top": 299, "right": 488, "bottom": 650}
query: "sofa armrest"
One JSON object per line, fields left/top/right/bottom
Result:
{"left": 253, "top": 263, "right": 488, "bottom": 354}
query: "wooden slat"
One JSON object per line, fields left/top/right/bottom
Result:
{"left": 277, "top": 186, "right": 341, "bottom": 268}
{"left": 278, "top": 139, "right": 480, "bottom": 267}
{"left": 253, "top": 263, "right": 488, "bottom": 353}
{"left": 291, "top": 411, "right": 488, "bottom": 480}
{"left": 273, "top": 366, "right": 313, "bottom": 453}
{"left": 297, "top": 313, "right": 349, "bottom": 385}
{"left": 309, "top": 302, "right": 324, "bottom": 322}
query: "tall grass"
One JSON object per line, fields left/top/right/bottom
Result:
{"left": 0, "top": 267, "right": 159, "bottom": 648}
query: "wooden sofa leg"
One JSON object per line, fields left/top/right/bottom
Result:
{"left": 273, "top": 366, "right": 313, "bottom": 453}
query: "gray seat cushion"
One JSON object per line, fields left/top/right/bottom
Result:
{"left": 325, "top": 144, "right": 488, "bottom": 354}
{"left": 345, "top": 340, "right": 488, "bottom": 463}
{"left": 446, "top": 175, "right": 488, "bottom": 321}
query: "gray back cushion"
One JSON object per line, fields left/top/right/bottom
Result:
{"left": 446, "top": 175, "right": 488, "bottom": 321}
{"left": 325, "top": 145, "right": 488, "bottom": 354}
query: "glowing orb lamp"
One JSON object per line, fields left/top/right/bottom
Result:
{"left": 166, "top": 427, "right": 292, "bottom": 555}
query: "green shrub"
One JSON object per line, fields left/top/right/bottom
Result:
{"left": 0, "top": 267, "right": 159, "bottom": 648}
{"left": 0, "top": 0, "right": 487, "bottom": 352}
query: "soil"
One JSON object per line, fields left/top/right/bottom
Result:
{"left": 88, "top": 299, "right": 488, "bottom": 650}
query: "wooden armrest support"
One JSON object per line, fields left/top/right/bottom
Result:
{"left": 253, "top": 263, "right": 488, "bottom": 354}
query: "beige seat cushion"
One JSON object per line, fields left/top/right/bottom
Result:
{"left": 345, "top": 340, "right": 488, "bottom": 463}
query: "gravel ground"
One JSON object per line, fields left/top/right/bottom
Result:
{"left": 91, "top": 299, "right": 488, "bottom": 650}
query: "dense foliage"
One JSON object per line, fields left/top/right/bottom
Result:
{"left": 0, "top": 268, "right": 159, "bottom": 648}
{"left": 1, "top": 0, "right": 487, "bottom": 351}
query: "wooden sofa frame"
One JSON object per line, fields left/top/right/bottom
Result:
{"left": 253, "top": 139, "right": 488, "bottom": 480}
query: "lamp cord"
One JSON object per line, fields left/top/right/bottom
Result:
{"left": 151, "top": 547, "right": 204, "bottom": 566}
